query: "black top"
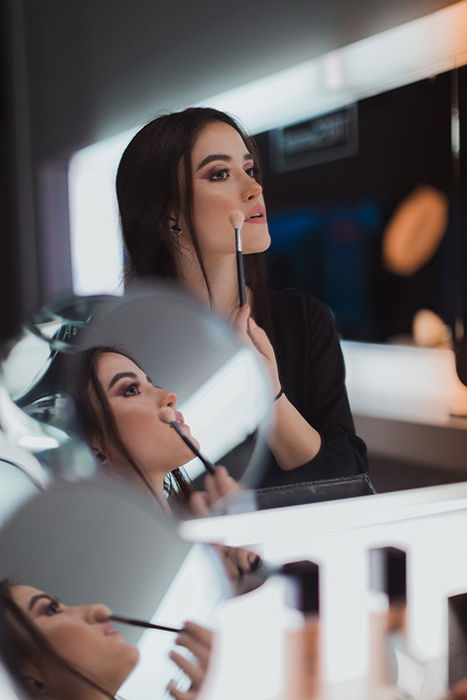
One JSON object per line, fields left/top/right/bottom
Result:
{"left": 258, "top": 290, "right": 368, "bottom": 488}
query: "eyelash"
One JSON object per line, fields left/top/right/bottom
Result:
{"left": 44, "top": 600, "right": 62, "bottom": 616}
{"left": 122, "top": 383, "right": 140, "bottom": 397}
{"left": 121, "top": 381, "right": 162, "bottom": 396}
{"left": 210, "top": 166, "right": 256, "bottom": 182}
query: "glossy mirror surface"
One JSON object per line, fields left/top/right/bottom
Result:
{"left": 0, "top": 476, "right": 230, "bottom": 699}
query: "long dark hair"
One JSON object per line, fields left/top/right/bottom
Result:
{"left": 116, "top": 107, "right": 273, "bottom": 336}
{"left": 0, "top": 579, "right": 116, "bottom": 699}
{"left": 75, "top": 345, "right": 192, "bottom": 510}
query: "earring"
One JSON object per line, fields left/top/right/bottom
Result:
{"left": 96, "top": 451, "right": 106, "bottom": 463}
{"left": 170, "top": 223, "right": 182, "bottom": 235}
{"left": 25, "top": 677, "right": 45, "bottom": 694}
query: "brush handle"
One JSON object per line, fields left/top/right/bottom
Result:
{"left": 236, "top": 250, "right": 247, "bottom": 307}
{"left": 110, "top": 615, "right": 181, "bottom": 633}
{"left": 170, "top": 421, "right": 216, "bottom": 475}
{"left": 235, "top": 227, "right": 247, "bottom": 307}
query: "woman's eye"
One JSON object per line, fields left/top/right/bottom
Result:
{"left": 45, "top": 600, "right": 62, "bottom": 616}
{"left": 210, "top": 169, "right": 229, "bottom": 181}
{"left": 245, "top": 166, "right": 256, "bottom": 178}
{"left": 123, "top": 383, "right": 140, "bottom": 397}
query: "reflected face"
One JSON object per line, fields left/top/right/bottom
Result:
{"left": 92, "top": 352, "right": 197, "bottom": 475}
{"left": 182, "top": 121, "right": 270, "bottom": 259}
{"left": 11, "top": 584, "right": 139, "bottom": 694}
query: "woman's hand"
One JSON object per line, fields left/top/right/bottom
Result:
{"left": 167, "top": 621, "right": 213, "bottom": 700}
{"left": 188, "top": 466, "right": 260, "bottom": 581}
{"left": 213, "top": 544, "right": 261, "bottom": 582}
{"left": 445, "top": 678, "right": 467, "bottom": 699}
{"left": 188, "top": 465, "right": 239, "bottom": 515}
{"left": 231, "top": 304, "right": 281, "bottom": 395}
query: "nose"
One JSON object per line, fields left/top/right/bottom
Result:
{"left": 156, "top": 386, "right": 177, "bottom": 409}
{"left": 241, "top": 174, "right": 262, "bottom": 202}
{"left": 83, "top": 602, "right": 112, "bottom": 624}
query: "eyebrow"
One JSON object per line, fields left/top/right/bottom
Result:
{"left": 107, "top": 371, "right": 153, "bottom": 391}
{"left": 107, "top": 371, "right": 138, "bottom": 391}
{"left": 196, "top": 152, "right": 254, "bottom": 171}
{"left": 28, "top": 594, "right": 56, "bottom": 612}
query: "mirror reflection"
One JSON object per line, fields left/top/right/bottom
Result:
{"left": 0, "top": 476, "right": 230, "bottom": 699}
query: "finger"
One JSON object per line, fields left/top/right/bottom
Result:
{"left": 176, "top": 634, "right": 211, "bottom": 667}
{"left": 203, "top": 474, "right": 220, "bottom": 507}
{"left": 231, "top": 303, "right": 250, "bottom": 331}
{"left": 233, "top": 547, "right": 253, "bottom": 573}
{"left": 216, "top": 546, "right": 240, "bottom": 581}
{"left": 182, "top": 621, "right": 213, "bottom": 648}
{"left": 167, "top": 680, "right": 196, "bottom": 700}
{"left": 189, "top": 490, "right": 210, "bottom": 516}
{"left": 247, "top": 317, "right": 274, "bottom": 358}
{"left": 212, "top": 465, "right": 238, "bottom": 498}
{"left": 169, "top": 650, "right": 205, "bottom": 688}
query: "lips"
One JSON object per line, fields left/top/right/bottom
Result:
{"left": 245, "top": 205, "right": 266, "bottom": 222}
{"left": 175, "top": 411, "right": 190, "bottom": 431}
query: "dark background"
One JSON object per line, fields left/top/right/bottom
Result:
{"left": 1, "top": 0, "right": 460, "bottom": 343}
{"left": 256, "top": 70, "right": 461, "bottom": 342}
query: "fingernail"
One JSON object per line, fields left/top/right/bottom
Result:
{"left": 248, "top": 316, "right": 256, "bottom": 327}
{"left": 250, "top": 555, "right": 262, "bottom": 571}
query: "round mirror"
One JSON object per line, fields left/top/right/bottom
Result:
{"left": 1, "top": 283, "right": 273, "bottom": 518}
{"left": 0, "top": 476, "right": 230, "bottom": 698}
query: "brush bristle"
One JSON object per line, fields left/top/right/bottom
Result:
{"left": 228, "top": 210, "right": 244, "bottom": 230}
{"left": 159, "top": 407, "right": 176, "bottom": 424}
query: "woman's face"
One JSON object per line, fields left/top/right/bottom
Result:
{"left": 181, "top": 120, "right": 271, "bottom": 259}
{"left": 11, "top": 584, "right": 139, "bottom": 694}
{"left": 92, "top": 352, "right": 197, "bottom": 476}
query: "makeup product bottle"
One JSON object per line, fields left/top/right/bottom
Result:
{"left": 368, "top": 547, "right": 407, "bottom": 700}
{"left": 281, "top": 560, "right": 321, "bottom": 700}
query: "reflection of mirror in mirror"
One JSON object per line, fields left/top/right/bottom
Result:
{"left": 67, "top": 285, "right": 272, "bottom": 500}
{"left": 0, "top": 477, "right": 230, "bottom": 699}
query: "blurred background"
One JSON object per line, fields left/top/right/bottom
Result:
{"left": 2, "top": 0, "right": 467, "bottom": 491}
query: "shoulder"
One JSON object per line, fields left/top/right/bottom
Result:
{"left": 270, "top": 288, "right": 336, "bottom": 330}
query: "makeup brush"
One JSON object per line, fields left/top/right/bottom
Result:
{"left": 109, "top": 614, "right": 181, "bottom": 633}
{"left": 229, "top": 210, "right": 246, "bottom": 307}
{"left": 159, "top": 407, "right": 215, "bottom": 475}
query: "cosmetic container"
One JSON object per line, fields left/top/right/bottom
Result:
{"left": 281, "top": 560, "right": 321, "bottom": 700}
{"left": 369, "top": 546, "right": 429, "bottom": 699}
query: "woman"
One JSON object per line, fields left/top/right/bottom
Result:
{"left": 75, "top": 345, "right": 260, "bottom": 576}
{"left": 116, "top": 107, "right": 367, "bottom": 487}
{"left": 0, "top": 579, "right": 210, "bottom": 700}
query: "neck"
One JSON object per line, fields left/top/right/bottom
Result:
{"left": 178, "top": 251, "right": 245, "bottom": 320}
{"left": 113, "top": 463, "right": 171, "bottom": 513}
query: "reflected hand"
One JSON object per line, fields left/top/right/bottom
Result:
{"left": 189, "top": 465, "right": 239, "bottom": 515}
{"left": 167, "top": 621, "right": 213, "bottom": 700}
{"left": 231, "top": 304, "right": 281, "bottom": 395}
{"left": 445, "top": 677, "right": 467, "bottom": 699}
{"left": 213, "top": 543, "right": 261, "bottom": 582}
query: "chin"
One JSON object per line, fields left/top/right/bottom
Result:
{"left": 243, "top": 229, "right": 271, "bottom": 254}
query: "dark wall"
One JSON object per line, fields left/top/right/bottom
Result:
{"left": 256, "top": 72, "right": 456, "bottom": 342}
{"left": 23, "top": 0, "right": 460, "bottom": 162}
{"left": 1, "top": 0, "right": 461, "bottom": 343}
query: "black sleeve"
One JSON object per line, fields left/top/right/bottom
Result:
{"left": 259, "top": 291, "right": 368, "bottom": 488}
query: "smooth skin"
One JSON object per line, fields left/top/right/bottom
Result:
{"left": 176, "top": 121, "right": 322, "bottom": 470}
{"left": 168, "top": 622, "right": 213, "bottom": 700}
{"left": 11, "top": 584, "right": 139, "bottom": 700}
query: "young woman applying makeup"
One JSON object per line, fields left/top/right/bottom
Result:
{"left": 75, "top": 345, "right": 261, "bottom": 577}
{"left": 0, "top": 579, "right": 210, "bottom": 699}
{"left": 116, "top": 108, "right": 367, "bottom": 488}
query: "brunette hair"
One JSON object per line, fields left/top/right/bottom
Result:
{"left": 75, "top": 345, "right": 192, "bottom": 510}
{"left": 0, "top": 579, "right": 116, "bottom": 699}
{"left": 116, "top": 107, "right": 273, "bottom": 335}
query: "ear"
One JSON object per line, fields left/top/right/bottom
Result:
{"left": 24, "top": 675, "right": 46, "bottom": 696}
{"left": 91, "top": 444, "right": 106, "bottom": 463}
